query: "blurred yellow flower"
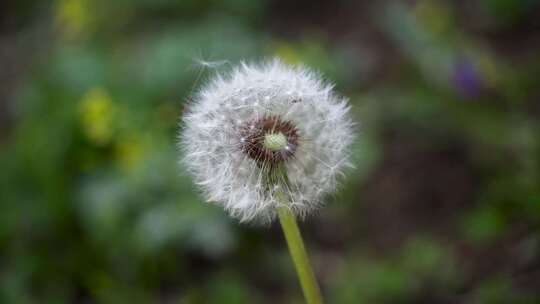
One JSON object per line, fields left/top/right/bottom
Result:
{"left": 79, "top": 87, "right": 115, "bottom": 146}
{"left": 55, "top": 0, "right": 91, "bottom": 38}
{"left": 114, "top": 134, "right": 144, "bottom": 171}
{"left": 478, "top": 55, "right": 499, "bottom": 88}
{"left": 413, "top": 0, "right": 453, "bottom": 34}
{"left": 273, "top": 42, "right": 303, "bottom": 65}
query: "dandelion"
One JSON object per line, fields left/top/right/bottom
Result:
{"left": 179, "top": 58, "right": 355, "bottom": 304}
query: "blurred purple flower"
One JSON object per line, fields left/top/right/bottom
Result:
{"left": 452, "top": 58, "right": 483, "bottom": 98}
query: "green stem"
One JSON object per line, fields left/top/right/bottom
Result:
{"left": 277, "top": 203, "right": 324, "bottom": 304}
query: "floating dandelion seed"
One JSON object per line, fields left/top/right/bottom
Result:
{"left": 193, "top": 58, "right": 229, "bottom": 69}
{"left": 180, "top": 58, "right": 355, "bottom": 224}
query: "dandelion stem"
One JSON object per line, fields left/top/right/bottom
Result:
{"left": 277, "top": 198, "right": 324, "bottom": 304}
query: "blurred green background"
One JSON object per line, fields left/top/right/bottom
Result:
{"left": 1, "top": 0, "right": 539, "bottom": 303}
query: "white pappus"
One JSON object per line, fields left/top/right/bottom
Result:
{"left": 179, "top": 58, "right": 355, "bottom": 224}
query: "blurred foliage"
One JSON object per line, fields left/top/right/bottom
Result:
{"left": 1, "top": 0, "right": 539, "bottom": 303}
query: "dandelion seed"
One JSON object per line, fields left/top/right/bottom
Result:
{"left": 194, "top": 58, "right": 229, "bottom": 69}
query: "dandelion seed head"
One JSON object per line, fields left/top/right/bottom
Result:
{"left": 180, "top": 58, "right": 355, "bottom": 223}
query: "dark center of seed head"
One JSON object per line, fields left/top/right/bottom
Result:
{"left": 240, "top": 116, "right": 299, "bottom": 165}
